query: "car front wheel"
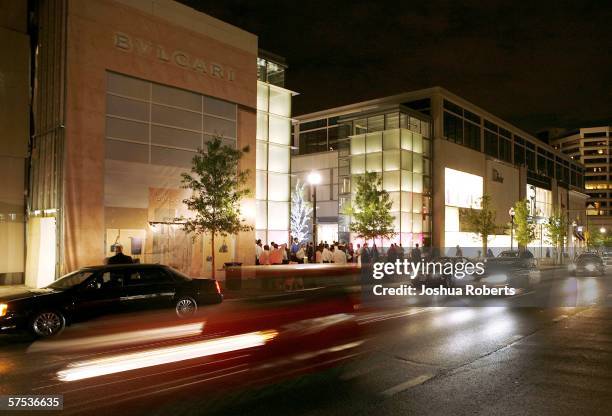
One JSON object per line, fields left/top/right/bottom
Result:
{"left": 175, "top": 296, "right": 198, "bottom": 318}
{"left": 29, "top": 310, "right": 66, "bottom": 337}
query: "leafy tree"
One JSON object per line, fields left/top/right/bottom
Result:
{"left": 463, "top": 194, "right": 497, "bottom": 254}
{"left": 513, "top": 199, "right": 535, "bottom": 250}
{"left": 344, "top": 171, "right": 396, "bottom": 244}
{"left": 179, "top": 137, "right": 252, "bottom": 279}
{"left": 545, "top": 210, "right": 567, "bottom": 264}
{"left": 290, "top": 180, "right": 312, "bottom": 243}
{"left": 588, "top": 227, "right": 612, "bottom": 248}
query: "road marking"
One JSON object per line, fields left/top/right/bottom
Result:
{"left": 380, "top": 373, "right": 434, "bottom": 397}
{"left": 552, "top": 315, "right": 568, "bottom": 322}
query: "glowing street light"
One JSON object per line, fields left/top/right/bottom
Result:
{"left": 307, "top": 171, "right": 322, "bottom": 185}
{"left": 601, "top": 227, "right": 607, "bottom": 234}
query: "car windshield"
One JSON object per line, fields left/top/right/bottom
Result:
{"left": 46, "top": 271, "right": 95, "bottom": 290}
{"left": 499, "top": 252, "right": 519, "bottom": 258}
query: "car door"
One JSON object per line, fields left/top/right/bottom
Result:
{"left": 122, "top": 267, "right": 178, "bottom": 311}
{"left": 73, "top": 272, "right": 124, "bottom": 319}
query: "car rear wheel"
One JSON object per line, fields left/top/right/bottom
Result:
{"left": 175, "top": 296, "right": 198, "bottom": 318}
{"left": 29, "top": 310, "right": 66, "bottom": 337}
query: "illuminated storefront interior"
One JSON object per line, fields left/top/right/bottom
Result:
{"left": 444, "top": 167, "right": 510, "bottom": 255}
{"left": 444, "top": 168, "right": 484, "bottom": 252}
{"left": 526, "top": 184, "right": 553, "bottom": 257}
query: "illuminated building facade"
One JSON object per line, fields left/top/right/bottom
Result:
{"left": 255, "top": 52, "right": 295, "bottom": 244}
{"left": 294, "top": 87, "right": 588, "bottom": 255}
{"left": 12, "top": 0, "right": 293, "bottom": 286}
{"left": 550, "top": 126, "right": 611, "bottom": 231}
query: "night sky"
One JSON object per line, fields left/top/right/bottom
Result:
{"left": 181, "top": 0, "right": 611, "bottom": 136}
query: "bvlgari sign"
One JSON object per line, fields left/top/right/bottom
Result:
{"left": 114, "top": 32, "right": 235, "bottom": 82}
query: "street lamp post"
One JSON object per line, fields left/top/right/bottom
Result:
{"left": 307, "top": 171, "right": 322, "bottom": 249}
{"left": 509, "top": 207, "right": 515, "bottom": 251}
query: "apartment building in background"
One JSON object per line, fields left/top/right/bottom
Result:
{"left": 550, "top": 126, "right": 611, "bottom": 230}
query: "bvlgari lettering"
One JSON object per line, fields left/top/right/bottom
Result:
{"left": 114, "top": 32, "right": 236, "bottom": 82}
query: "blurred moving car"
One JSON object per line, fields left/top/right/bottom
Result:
{"left": 568, "top": 253, "right": 606, "bottom": 276}
{"left": 0, "top": 264, "right": 222, "bottom": 337}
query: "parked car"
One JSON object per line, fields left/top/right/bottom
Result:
{"left": 481, "top": 250, "right": 538, "bottom": 288}
{"left": 484, "top": 250, "right": 536, "bottom": 271}
{"left": 568, "top": 253, "right": 606, "bottom": 276}
{"left": 0, "top": 264, "right": 222, "bottom": 337}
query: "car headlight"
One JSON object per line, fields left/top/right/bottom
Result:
{"left": 585, "top": 264, "right": 596, "bottom": 272}
{"left": 568, "top": 264, "right": 576, "bottom": 271}
{"left": 0, "top": 303, "right": 7, "bottom": 317}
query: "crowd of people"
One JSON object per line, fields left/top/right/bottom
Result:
{"left": 255, "top": 238, "right": 425, "bottom": 266}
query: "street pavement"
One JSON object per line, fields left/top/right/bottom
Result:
{"left": 0, "top": 268, "right": 611, "bottom": 415}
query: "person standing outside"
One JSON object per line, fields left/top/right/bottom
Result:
{"left": 321, "top": 244, "right": 333, "bottom": 263}
{"left": 269, "top": 243, "right": 283, "bottom": 265}
{"left": 387, "top": 244, "right": 397, "bottom": 263}
{"left": 360, "top": 242, "right": 371, "bottom": 265}
{"left": 315, "top": 244, "right": 323, "bottom": 263}
{"left": 306, "top": 242, "right": 314, "bottom": 263}
{"left": 332, "top": 245, "right": 347, "bottom": 264}
{"left": 347, "top": 243, "right": 355, "bottom": 263}
{"left": 371, "top": 244, "right": 380, "bottom": 263}
{"left": 296, "top": 244, "right": 306, "bottom": 264}
{"left": 259, "top": 245, "right": 271, "bottom": 265}
{"left": 355, "top": 243, "right": 362, "bottom": 265}
{"left": 255, "top": 239, "right": 263, "bottom": 265}
{"left": 290, "top": 237, "right": 300, "bottom": 261}
{"left": 107, "top": 244, "right": 133, "bottom": 265}
{"left": 411, "top": 243, "right": 422, "bottom": 262}
{"left": 397, "top": 244, "right": 405, "bottom": 261}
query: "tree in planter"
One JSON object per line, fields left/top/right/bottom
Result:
{"left": 545, "top": 210, "right": 567, "bottom": 264}
{"left": 290, "top": 180, "right": 312, "bottom": 244}
{"left": 344, "top": 171, "right": 396, "bottom": 244}
{"left": 513, "top": 199, "right": 535, "bottom": 251}
{"left": 463, "top": 194, "right": 497, "bottom": 255}
{"left": 179, "top": 137, "right": 252, "bottom": 279}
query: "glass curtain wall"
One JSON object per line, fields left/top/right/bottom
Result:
{"left": 346, "top": 111, "right": 431, "bottom": 247}
{"left": 256, "top": 80, "right": 292, "bottom": 244}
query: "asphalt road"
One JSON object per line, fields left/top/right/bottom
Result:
{"left": 1, "top": 268, "right": 611, "bottom": 416}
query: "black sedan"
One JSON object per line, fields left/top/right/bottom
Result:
{"left": 0, "top": 264, "right": 222, "bottom": 337}
{"left": 568, "top": 253, "right": 606, "bottom": 276}
{"left": 483, "top": 250, "right": 537, "bottom": 271}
